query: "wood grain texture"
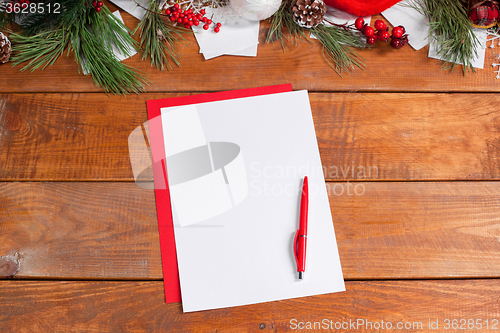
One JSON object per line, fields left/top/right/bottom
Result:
{"left": 1, "top": 280, "right": 499, "bottom": 332}
{"left": 1, "top": 4, "right": 499, "bottom": 94}
{"left": 1, "top": 92, "right": 499, "bottom": 181}
{"left": 2, "top": 181, "right": 500, "bottom": 280}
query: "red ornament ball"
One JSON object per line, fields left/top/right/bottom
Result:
{"left": 362, "top": 26, "right": 374, "bottom": 37}
{"left": 377, "top": 30, "right": 390, "bottom": 41}
{"left": 374, "top": 20, "right": 386, "bottom": 31}
{"left": 391, "top": 26, "right": 405, "bottom": 38}
{"left": 354, "top": 17, "right": 364, "bottom": 30}
{"left": 366, "top": 36, "right": 376, "bottom": 45}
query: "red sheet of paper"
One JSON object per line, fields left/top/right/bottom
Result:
{"left": 146, "top": 84, "right": 293, "bottom": 303}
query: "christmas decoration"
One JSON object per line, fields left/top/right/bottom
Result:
{"left": 408, "top": 0, "right": 480, "bottom": 74}
{"left": 0, "top": 0, "right": 486, "bottom": 95}
{"left": 0, "top": 31, "right": 11, "bottom": 64}
{"left": 390, "top": 25, "right": 408, "bottom": 49}
{"left": 469, "top": 0, "right": 499, "bottom": 29}
{"left": 133, "top": 0, "right": 187, "bottom": 71}
{"left": 291, "top": 0, "right": 326, "bottom": 28}
{"left": 323, "top": 0, "right": 402, "bottom": 17}
{"left": 3, "top": 0, "right": 146, "bottom": 94}
{"left": 267, "top": 0, "right": 367, "bottom": 76}
{"left": 93, "top": 1, "right": 104, "bottom": 12}
{"left": 230, "top": 0, "right": 282, "bottom": 21}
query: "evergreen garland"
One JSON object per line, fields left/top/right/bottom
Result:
{"left": 5, "top": 0, "right": 147, "bottom": 94}
{"left": 0, "top": 0, "right": 486, "bottom": 93}
{"left": 266, "top": 0, "right": 368, "bottom": 76}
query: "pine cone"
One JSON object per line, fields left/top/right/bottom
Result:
{"left": 291, "top": 0, "right": 326, "bottom": 29}
{"left": 0, "top": 32, "right": 11, "bottom": 64}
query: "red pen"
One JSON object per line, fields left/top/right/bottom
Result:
{"left": 293, "top": 176, "right": 308, "bottom": 280}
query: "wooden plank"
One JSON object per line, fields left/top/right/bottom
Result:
{"left": 1, "top": 7, "right": 499, "bottom": 94}
{"left": 0, "top": 279, "right": 499, "bottom": 332}
{"left": 1, "top": 92, "right": 500, "bottom": 181}
{"left": 2, "top": 181, "right": 500, "bottom": 280}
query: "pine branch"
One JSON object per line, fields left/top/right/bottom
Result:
{"left": 10, "top": 0, "right": 147, "bottom": 95}
{"left": 266, "top": 1, "right": 367, "bottom": 76}
{"left": 266, "top": 0, "right": 311, "bottom": 49}
{"left": 311, "top": 24, "right": 367, "bottom": 77}
{"left": 72, "top": 25, "right": 146, "bottom": 95}
{"left": 406, "top": 0, "right": 479, "bottom": 74}
{"left": 9, "top": 28, "right": 70, "bottom": 71}
{"left": 133, "top": 0, "right": 187, "bottom": 71}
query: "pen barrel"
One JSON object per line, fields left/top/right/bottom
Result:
{"left": 299, "top": 177, "right": 308, "bottom": 234}
{"left": 297, "top": 235, "right": 307, "bottom": 272}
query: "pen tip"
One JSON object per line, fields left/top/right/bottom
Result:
{"left": 299, "top": 271, "right": 303, "bottom": 279}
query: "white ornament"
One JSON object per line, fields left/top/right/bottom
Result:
{"left": 230, "top": 0, "right": 282, "bottom": 21}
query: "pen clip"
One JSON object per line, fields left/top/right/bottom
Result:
{"left": 293, "top": 229, "right": 300, "bottom": 265}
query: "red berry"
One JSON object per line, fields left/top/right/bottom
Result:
{"left": 170, "top": 16, "right": 176, "bottom": 21}
{"left": 366, "top": 36, "right": 376, "bottom": 45}
{"left": 216, "top": 22, "right": 221, "bottom": 27}
{"left": 354, "top": 17, "right": 364, "bottom": 30}
{"left": 183, "top": 17, "right": 188, "bottom": 23}
{"left": 390, "top": 38, "right": 401, "bottom": 48}
{"left": 177, "top": 18, "right": 183, "bottom": 23}
{"left": 362, "top": 26, "right": 374, "bottom": 37}
{"left": 92, "top": 1, "right": 97, "bottom": 7}
{"left": 196, "top": 13, "right": 202, "bottom": 20}
{"left": 188, "top": 21, "right": 194, "bottom": 26}
{"left": 95, "top": 6, "right": 101, "bottom": 12}
{"left": 214, "top": 27, "right": 220, "bottom": 33}
{"left": 180, "top": 13, "right": 184, "bottom": 17}
{"left": 187, "top": 14, "right": 192, "bottom": 19}
{"left": 392, "top": 26, "right": 405, "bottom": 38}
{"left": 374, "top": 19, "right": 386, "bottom": 31}
{"left": 193, "top": 20, "right": 199, "bottom": 26}
{"left": 97, "top": 1, "right": 103, "bottom": 7}
{"left": 207, "top": 19, "right": 212, "bottom": 24}
{"left": 184, "top": 24, "right": 190, "bottom": 28}
{"left": 202, "top": 17, "right": 208, "bottom": 23}
{"left": 200, "top": 9, "right": 205, "bottom": 14}
{"left": 174, "top": 3, "right": 179, "bottom": 8}
{"left": 166, "top": 9, "right": 171, "bottom": 15}
{"left": 377, "top": 30, "right": 390, "bottom": 41}
{"left": 203, "top": 24, "right": 209, "bottom": 30}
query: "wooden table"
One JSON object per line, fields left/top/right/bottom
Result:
{"left": 2, "top": 3, "right": 500, "bottom": 331}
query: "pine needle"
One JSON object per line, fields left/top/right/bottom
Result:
{"left": 133, "top": 0, "right": 187, "bottom": 71}
{"left": 311, "top": 24, "right": 367, "bottom": 77}
{"left": 406, "top": 0, "right": 479, "bottom": 74}
{"left": 266, "top": 0, "right": 311, "bottom": 49}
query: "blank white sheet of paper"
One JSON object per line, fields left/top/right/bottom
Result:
{"left": 160, "top": 90, "right": 345, "bottom": 312}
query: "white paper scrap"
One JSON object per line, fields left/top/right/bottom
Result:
{"left": 193, "top": 8, "right": 259, "bottom": 60}
{"left": 109, "top": 0, "right": 149, "bottom": 20}
{"left": 381, "top": 0, "right": 429, "bottom": 50}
